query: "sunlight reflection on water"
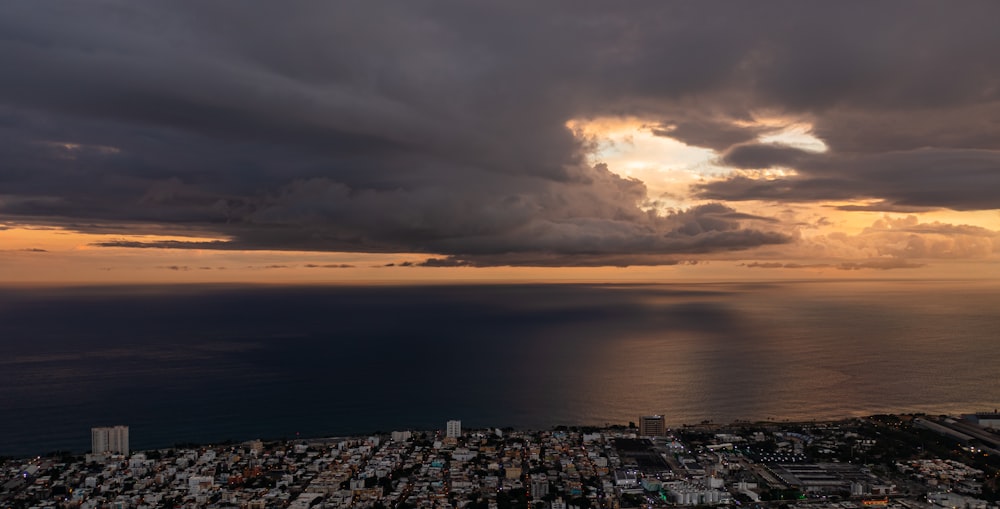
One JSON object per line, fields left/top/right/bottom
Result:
{"left": 1, "top": 280, "right": 998, "bottom": 455}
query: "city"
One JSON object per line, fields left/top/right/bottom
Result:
{"left": 2, "top": 4, "right": 1000, "bottom": 509}
{"left": 4, "top": 414, "right": 1000, "bottom": 509}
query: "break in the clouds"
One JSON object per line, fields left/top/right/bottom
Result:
{"left": 0, "top": 2, "right": 998, "bottom": 266}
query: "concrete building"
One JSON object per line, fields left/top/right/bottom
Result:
{"left": 639, "top": 415, "right": 665, "bottom": 437}
{"left": 91, "top": 425, "right": 129, "bottom": 455}
{"left": 446, "top": 420, "right": 462, "bottom": 438}
{"left": 531, "top": 474, "right": 549, "bottom": 499}
{"left": 970, "top": 412, "right": 1000, "bottom": 430}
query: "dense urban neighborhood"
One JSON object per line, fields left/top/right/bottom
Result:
{"left": 5, "top": 414, "right": 1000, "bottom": 509}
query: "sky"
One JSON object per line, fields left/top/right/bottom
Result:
{"left": 1, "top": 2, "right": 999, "bottom": 284}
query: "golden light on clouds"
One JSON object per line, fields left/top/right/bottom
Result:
{"left": 566, "top": 116, "right": 827, "bottom": 208}
{"left": 1, "top": 114, "right": 996, "bottom": 285}
{"left": 559, "top": 115, "right": 999, "bottom": 281}
{"left": 2, "top": 213, "right": 997, "bottom": 285}
{"left": 566, "top": 117, "right": 724, "bottom": 210}
{"left": 0, "top": 224, "right": 707, "bottom": 284}
{"left": 567, "top": 117, "right": 720, "bottom": 174}
{"left": 758, "top": 124, "right": 828, "bottom": 153}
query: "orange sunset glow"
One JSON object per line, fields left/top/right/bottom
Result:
{"left": 2, "top": 109, "right": 997, "bottom": 284}
{"left": 2, "top": 112, "right": 997, "bottom": 284}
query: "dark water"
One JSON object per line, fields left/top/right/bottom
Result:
{"left": 1, "top": 280, "right": 999, "bottom": 457}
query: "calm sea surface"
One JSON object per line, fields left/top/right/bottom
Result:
{"left": 1, "top": 280, "right": 999, "bottom": 457}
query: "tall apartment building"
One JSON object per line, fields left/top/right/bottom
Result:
{"left": 531, "top": 474, "right": 550, "bottom": 499}
{"left": 639, "top": 415, "right": 665, "bottom": 437}
{"left": 92, "top": 425, "right": 129, "bottom": 455}
{"left": 446, "top": 419, "right": 462, "bottom": 438}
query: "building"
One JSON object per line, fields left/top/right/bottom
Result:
{"left": 92, "top": 425, "right": 129, "bottom": 455}
{"left": 970, "top": 412, "right": 1000, "bottom": 430}
{"left": 531, "top": 474, "right": 550, "bottom": 499}
{"left": 446, "top": 420, "right": 462, "bottom": 438}
{"left": 639, "top": 415, "right": 665, "bottom": 437}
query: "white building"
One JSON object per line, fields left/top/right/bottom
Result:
{"left": 971, "top": 412, "right": 1000, "bottom": 430}
{"left": 189, "top": 476, "right": 215, "bottom": 494}
{"left": 531, "top": 474, "right": 549, "bottom": 499}
{"left": 91, "top": 425, "right": 129, "bottom": 455}
{"left": 446, "top": 420, "right": 462, "bottom": 438}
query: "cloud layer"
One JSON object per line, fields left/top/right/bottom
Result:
{"left": 1, "top": 2, "right": 998, "bottom": 265}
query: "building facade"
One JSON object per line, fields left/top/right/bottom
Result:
{"left": 92, "top": 425, "right": 129, "bottom": 455}
{"left": 446, "top": 420, "right": 462, "bottom": 438}
{"left": 531, "top": 474, "right": 550, "bottom": 499}
{"left": 639, "top": 415, "right": 665, "bottom": 437}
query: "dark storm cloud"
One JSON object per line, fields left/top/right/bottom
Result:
{"left": 694, "top": 176, "right": 861, "bottom": 202}
{"left": 93, "top": 239, "right": 236, "bottom": 250}
{"left": 0, "top": 247, "right": 48, "bottom": 253}
{"left": 698, "top": 149, "right": 1000, "bottom": 210}
{"left": 651, "top": 121, "right": 764, "bottom": 153}
{"left": 415, "top": 255, "right": 698, "bottom": 268}
{"left": 833, "top": 203, "right": 939, "bottom": 213}
{"left": 1, "top": 2, "right": 999, "bottom": 264}
{"left": 92, "top": 201, "right": 792, "bottom": 267}
{"left": 720, "top": 144, "right": 812, "bottom": 170}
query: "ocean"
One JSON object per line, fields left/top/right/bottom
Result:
{"left": 1, "top": 280, "right": 998, "bottom": 457}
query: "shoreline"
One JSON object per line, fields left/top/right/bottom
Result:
{"left": 5, "top": 411, "right": 986, "bottom": 461}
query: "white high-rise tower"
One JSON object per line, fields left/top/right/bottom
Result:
{"left": 91, "top": 425, "right": 129, "bottom": 455}
{"left": 446, "top": 420, "right": 462, "bottom": 438}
